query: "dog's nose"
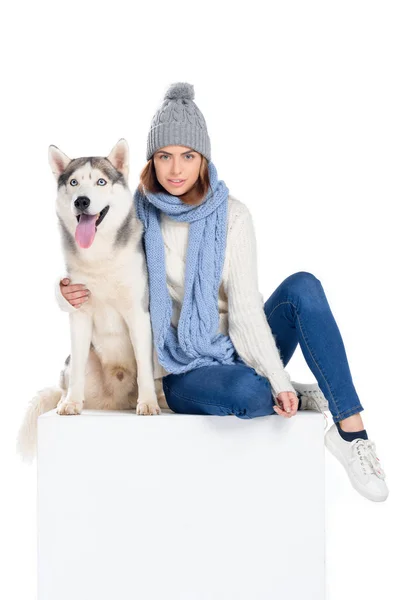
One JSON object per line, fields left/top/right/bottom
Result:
{"left": 74, "top": 196, "right": 91, "bottom": 211}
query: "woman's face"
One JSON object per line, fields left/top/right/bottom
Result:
{"left": 153, "top": 145, "right": 202, "bottom": 196}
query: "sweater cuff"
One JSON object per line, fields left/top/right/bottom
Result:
{"left": 55, "top": 276, "right": 78, "bottom": 313}
{"left": 267, "top": 369, "right": 297, "bottom": 402}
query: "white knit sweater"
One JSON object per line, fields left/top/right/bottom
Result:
{"left": 54, "top": 195, "right": 296, "bottom": 400}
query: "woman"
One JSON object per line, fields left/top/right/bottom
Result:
{"left": 56, "top": 82, "right": 388, "bottom": 502}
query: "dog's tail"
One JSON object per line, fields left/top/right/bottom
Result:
{"left": 16, "top": 386, "right": 63, "bottom": 464}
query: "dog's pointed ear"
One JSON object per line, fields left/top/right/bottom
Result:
{"left": 107, "top": 138, "right": 129, "bottom": 180}
{"left": 48, "top": 145, "right": 72, "bottom": 180}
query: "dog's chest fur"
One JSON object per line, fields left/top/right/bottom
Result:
{"left": 67, "top": 241, "right": 145, "bottom": 376}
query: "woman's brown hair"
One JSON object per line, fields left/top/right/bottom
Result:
{"left": 139, "top": 154, "right": 210, "bottom": 206}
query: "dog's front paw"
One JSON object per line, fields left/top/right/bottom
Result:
{"left": 56, "top": 396, "right": 83, "bottom": 415}
{"left": 136, "top": 400, "right": 162, "bottom": 415}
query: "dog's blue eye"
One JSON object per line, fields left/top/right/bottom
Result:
{"left": 97, "top": 178, "right": 107, "bottom": 186}
{"left": 70, "top": 179, "right": 78, "bottom": 186}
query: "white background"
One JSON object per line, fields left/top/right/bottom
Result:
{"left": 1, "top": 1, "right": 399, "bottom": 598}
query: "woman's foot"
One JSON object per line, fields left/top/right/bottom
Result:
{"left": 290, "top": 379, "right": 329, "bottom": 429}
{"left": 325, "top": 424, "right": 389, "bottom": 502}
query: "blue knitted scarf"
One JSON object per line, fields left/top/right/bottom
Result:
{"left": 134, "top": 161, "right": 239, "bottom": 374}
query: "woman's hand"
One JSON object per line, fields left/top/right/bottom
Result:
{"left": 60, "top": 277, "right": 90, "bottom": 308}
{"left": 273, "top": 391, "right": 299, "bottom": 418}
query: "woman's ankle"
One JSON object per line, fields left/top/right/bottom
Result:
{"left": 339, "top": 413, "right": 365, "bottom": 432}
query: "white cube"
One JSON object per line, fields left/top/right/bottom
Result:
{"left": 37, "top": 409, "right": 325, "bottom": 600}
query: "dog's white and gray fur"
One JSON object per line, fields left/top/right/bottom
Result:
{"left": 17, "top": 139, "right": 167, "bottom": 463}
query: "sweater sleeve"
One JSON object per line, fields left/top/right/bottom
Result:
{"left": 226, "top": 206, "right": 297, "bottom": 401}
{"left": 54, "top": 276, "right": 78, "bottom": 313}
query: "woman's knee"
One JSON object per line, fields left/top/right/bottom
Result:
{"left": 284, "top": 271, "right": 321, "bottom": 292}
{"left": 280, "top": 271, "right": 327, "bottom": 308}
{"left": 235, "top": 370, "right": 275, "bottom": 417}
{"left": 235, "top": 390, "right": 275, "bottom": 418}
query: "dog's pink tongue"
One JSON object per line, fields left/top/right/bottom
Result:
{"left": 75, "top": 214, "right": 97, "bottom": 248}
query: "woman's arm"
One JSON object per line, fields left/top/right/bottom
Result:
{"left": 226, "top": 205, "right": 297, "bottom": 401}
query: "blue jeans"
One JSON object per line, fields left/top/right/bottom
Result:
{"left": 162, "top": 272, "right": 364, "bottom": 424}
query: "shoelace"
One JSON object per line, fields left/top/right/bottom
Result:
{"left": 351, "top": 438, "right": 386, "bottom": 480}
{"left": 299, "top": 394, "right": 329, "bottom": 430}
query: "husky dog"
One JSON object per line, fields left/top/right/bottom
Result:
{"left": 17, "top": 139, "right": 167, "bottom": 463}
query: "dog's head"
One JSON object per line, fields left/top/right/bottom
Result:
{"left": 48, "top": 139, "right": 133, "bottom": 250}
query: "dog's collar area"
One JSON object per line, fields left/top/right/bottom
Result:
{"left": 76, "top": 205, "right": 110, "bottom": 227}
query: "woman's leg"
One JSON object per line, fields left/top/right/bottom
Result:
{"left": 162, "top": 362, "right": 275, "bottom": 419}
{"left": 264, "top": 271, "right": 364, "bottom": 425}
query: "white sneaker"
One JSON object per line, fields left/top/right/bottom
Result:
{"left": 325, "top": 423, "right": 389, "bottom": 502}
{"left": 290, "top": 378, "right": 329, "bottom": 430}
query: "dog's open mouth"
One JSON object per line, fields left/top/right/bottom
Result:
{"left": 76, "top": 205, "right": 109, "bottom": 227}
{"left": 75, "top": 205, "right": 110, "bottom": 249}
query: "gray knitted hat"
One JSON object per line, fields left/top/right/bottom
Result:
{"left": 146, "top": 82, "right": 211, "bottom": 161}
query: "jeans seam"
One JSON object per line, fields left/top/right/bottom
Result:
{"left": 266, "top": 300, "right": 341, "bottom": 417}
{"left": 163, "top": 381, "right": 232, "bottom": 409}
{"left": 332, "top": 404, "right": 364, "bottom": 421}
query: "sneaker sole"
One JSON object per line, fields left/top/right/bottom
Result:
{"left": 324, "top": 431, "right": 388, "bottom": 502}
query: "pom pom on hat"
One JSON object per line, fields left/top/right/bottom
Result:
{"left": 164, "top": 82, "right": 195, "bottom": 101}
